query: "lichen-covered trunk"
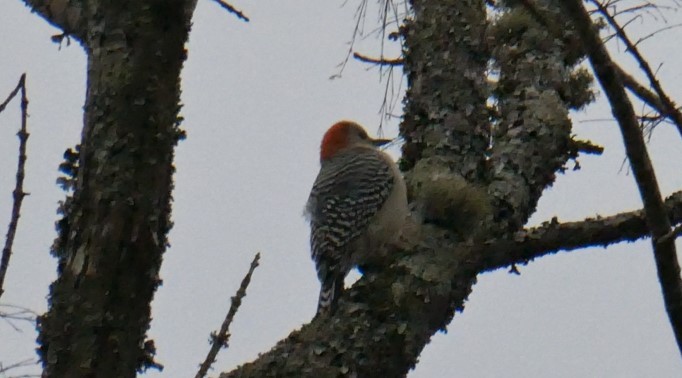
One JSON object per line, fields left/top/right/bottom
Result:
{"left": 36, "top": 2, "right": 196, "bottom": 377}
{"left": 400, "top": 0, "right": 490, "bottom": 183}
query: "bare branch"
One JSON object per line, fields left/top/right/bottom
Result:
{"left": 561, "top": 0, "right": 682, "bottom": 358}
{"left": 636, "top": 23, "right": 682, "bottom": 45}
{"left": 352, "top": 51, "right": 405, "bottom": 128}
{"left": 210, "top": 0, "right": 249, "bottom": 22}
{"left": 615, "top": 65, "right": 666, "bottom": 112}
{"left": 352, "top": 52, "right": 403, "bottom": 66}
{"left": 519, "top": 0, "right": 682, "bottom": 136}
{"left": 331, "top": 0, "right": 406, "bottom": 79}
{"left": 0, "top": 74, "right": 29, "bottom": 300}
{"left": 0, "top": 77, "right": 23, "bottom": 113}
{"left": 483, "top": 190, "right": 682, "bottom": 271}
{"left": 1, "top": 304, "right": 38, "bottom": 321}
{"left": 195, "top": 252, "right": 261, "bottom": 378}
{"left": 615, "top": 65, "right": 682, "bottom": 133}
{"left": 0, "top": 357, "right": 40, "bottom": 376}
{"left": 1, "top": 303, "right": 37, "bottom": 332}
{"left": 590, "top": 0, "right": 682, "bottom": 137}
{"left": 331, "top": 0, "right": 370, "bottom": 79}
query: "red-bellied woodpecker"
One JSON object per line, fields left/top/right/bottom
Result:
{"left": 305, "top": 121, "right": 409, "bottom": 316}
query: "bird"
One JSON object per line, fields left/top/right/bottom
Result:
{"left": 305, "top": 120, "right": 409, "bottom": 316}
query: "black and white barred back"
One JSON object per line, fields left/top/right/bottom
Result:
{"left": 305, "top": 146, "right": 394, "bottom": 316}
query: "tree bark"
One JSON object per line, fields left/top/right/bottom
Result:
{"left": 27, "top": 1, "right": 198, "bottom": 377}
{"left": 14, "top": 0, "right": 681, "bottom": 377}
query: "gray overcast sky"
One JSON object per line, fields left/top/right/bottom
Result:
{"left": 1, "top": 1, "right": 682, "bottom": 377}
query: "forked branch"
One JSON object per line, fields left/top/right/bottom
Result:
{"left": 589, "top": 0, "right": 682, "bottom": 137}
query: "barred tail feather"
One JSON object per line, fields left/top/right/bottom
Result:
{"left": 316, "top": 275, "right": 344, "bottom": 316}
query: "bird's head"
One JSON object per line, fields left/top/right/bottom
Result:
{"left": 319, "top": 121, "right": 391, "bottom": 162}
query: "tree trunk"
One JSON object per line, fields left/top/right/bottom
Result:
{"left": 26, "top": 1, "right": 197, "bottom": 376}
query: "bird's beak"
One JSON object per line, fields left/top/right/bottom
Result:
{"left": 371, "top": 138, "right": 393, "bottom": 147}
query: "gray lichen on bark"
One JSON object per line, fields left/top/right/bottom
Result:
{"left": 487, "top": 2, "right": 592, "bottom": 234}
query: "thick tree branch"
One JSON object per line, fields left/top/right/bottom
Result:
{"left": 483, "top": 191, "right": 682, "bottom": 271}
{"left": 0, "top": 74, "right": 29, "bottom": 300}
{"left": 400, "top": 0, "right": 490, "bottom": 182}
{"left": 561, "top": 0, "right": 682, "bottom": 357}
{"left": 487, "top": 2, "right": 584, "bottom": 233}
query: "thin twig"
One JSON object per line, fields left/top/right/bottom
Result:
{"left": 0, "top": 77, "right": 24, "bottom": 113}
{"left": 0, "top": 303, "right": 38, "bottom": 332}
{"left": 0, "top": 74, "right": 29, "bottom": 299}
{"left": 352, "top": 52, "right": 404, "bottom": 66}
{"left": 195, "top": 252, "right": 261, "bottom": 378}
{"left": 331, "top": 0, "right": 370, "bottom": 79}
{"left": 0, "top": 357, "right": 39, "bottom": 376}
{"left": 636, "top": 23, "right": 682, "bottom": 45}
{"left": 561, "top": 0, "right": 682, "bottom": 358}
{"left": 351, "top": 51, "right": 405, "bottom": 130}
{"left": 210, "top": 0, "right": 249, "bottom": 22}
